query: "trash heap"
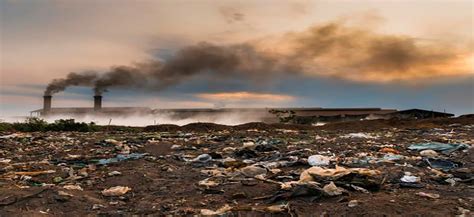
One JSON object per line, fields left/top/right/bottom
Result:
{"left": 0, "top": 119, "right": 473, "bottom": 216}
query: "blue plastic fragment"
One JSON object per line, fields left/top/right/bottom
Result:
{"left": 97, "top": 153, "right": 146, "bottom": 165}
{"left": 408, "top": 142, "right": 469, "bottom": 154}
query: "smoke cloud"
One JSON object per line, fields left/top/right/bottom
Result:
{"left": 284, "top": 22, "right": 472, "bottom": 82}
{"left": 44, "top": 20, "right": 472, "bottom": 95}
{"left": 44, "top": 72, "right": 97, "bottom": 96}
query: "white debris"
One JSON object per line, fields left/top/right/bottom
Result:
{"left": 348, "top": 200, "right": 359, "bottom": 207}
{"left": 108, "top": 171, "right": 122, "bottom": 176}
{"left": 192, "top": 154, "right": 212, "bottom": 162}
{"left": 307, "top": 155, "right": 331, "bottom": 166}
{"left": 198, "top": 178, "right": 219, "bottom": 187}
{"left": 401, "top": 172, "right": 420, "bottom": 183}
{"left": 341, "top": 133, "right": 377, "bottom": 139}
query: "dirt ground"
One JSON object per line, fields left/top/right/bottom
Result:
{"left": 1, "top": 117, "right": 473, "bottom": 216}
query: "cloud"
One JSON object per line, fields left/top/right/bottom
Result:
{"left": 196, "top": 91, "right": 295, "bottom": 102}
{"left": 219, "top": 6, "right": 245, "bottom": 23}
{"left": 256, "top": 20, "right": 473, "bottom": 83}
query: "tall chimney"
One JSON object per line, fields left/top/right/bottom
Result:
{"left": 43, "top": 95, "right": 52, "bottom": 115}
{"left": 94, "top": 95, "right": 102, "bottom": 111}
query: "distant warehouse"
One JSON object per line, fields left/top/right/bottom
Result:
{"left": 30, "top": 94, "right": 454, "bottom": 124}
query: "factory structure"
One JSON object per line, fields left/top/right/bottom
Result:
{"left": 31, "top": 94, "right": 454, "bottom": 123}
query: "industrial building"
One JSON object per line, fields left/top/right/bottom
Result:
{"left": 30, "top": 95, "right": 453, "bottom": 123}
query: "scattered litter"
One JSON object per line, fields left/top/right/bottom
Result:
{"left": 323, "top": 181, "right": 344, "bottom": 196}
{"left": 192, "top": 154, "right": 212, "bottom": 162}
{"left": 101, "top": 186, "right": 131, "bottom": 196}
{"left": 200, "top": 204, "right": 232, "bottom": 216}
{"left": 0, "top": 118, "right": 471, "bottom": 215}
{"left": 400, "top": 173, "right": 421, "bottom": 183}
{"left": 379, "top": 147, "right": 400, "bottom": 154}
{"left": 242, "top": 141, "right": 256, "bottom": 148}
{"left": 97, "top": 153, "right": 146, "bottom": 165}
{"left": 408, "top": 142, "right": 469, "bottom": 154}
{"left": 271, "top": 183, "right": 326, "bottom": 202}
{"left": 108, "top": 171, "right": 122, "bottom": 176}
{"left": 13, "top": 170, "right": 56, "bottom": 176}
{"left": 416, "top": 192, "right": 440, "bottom": 199}
{"left": 53, "top": 177, "right": 63, "bottom": 183}
{"left": 341, "top": 133, "right": 377, "bottom": 139}
{"left": 307, "top": 155, "right": 331, "bottom": 166}
{"left": 240, "top": 166, "right": 267, "bottom": 177}
{"left": 264, "top": 204, "right": 288, "bottom": 213}
{"left": 63, "top": 185, "right": 83, "bottom": 191}
{"left": 348, "top": 200, "right": 359, "bottom": 207}
{"left": 425, "top": 158, "right": 460, "bottom": 170}
{"left": 198, "top": 178, "right": 219, "bottom": 187}
{"left": 58, "top": 190, "right": 73, "bottom": 197}
{"left": 419, "top": 150, "right": 438, "bottom": 157}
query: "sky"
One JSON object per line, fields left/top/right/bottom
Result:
{"left": 1, "top": 0, "right": 473, "bottom": 117}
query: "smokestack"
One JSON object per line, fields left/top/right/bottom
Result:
{"left": 94, "top": 95, "right": 102, "bottom": 111}
{"left": 43, "top": 95, "right": 52, "bottom": 114}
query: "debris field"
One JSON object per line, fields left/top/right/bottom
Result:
{"left": 0, "top": 117, "right": 473, "bottom": 216}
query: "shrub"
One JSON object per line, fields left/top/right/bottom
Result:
{"left": 47, "top": 119, "right": 97, "bottom": 132}
{"left": 8, "top": 118, "right": 98, "bottom": 132}
{"left": 11, "top": 117, "right": 48, "bottom": 132}
{"left": 0, "top": 122, "right": 13, "bottom": 132}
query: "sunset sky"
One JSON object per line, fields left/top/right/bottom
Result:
{"left": 1, "top": 0, "right": 473, "bottom": 117}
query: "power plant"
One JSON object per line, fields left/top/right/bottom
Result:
{"left": 30, "top": 94, "right": 455, "bottom": 124}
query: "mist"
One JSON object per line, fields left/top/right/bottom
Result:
{"left": 7, "top": 111, "right": 268, "bottom": 127}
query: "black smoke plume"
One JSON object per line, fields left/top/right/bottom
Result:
{"left": 44, "top": 72, "right": 97, "bottom": 96}
{"left": 44, "top": 20, "right": 469, "bottom": 95}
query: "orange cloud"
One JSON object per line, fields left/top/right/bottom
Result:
{"left": 196, "top": 91, "right": 295, "bottom": 101}
{"left": 255, "top": 21, "right": 474, "bottom": 83}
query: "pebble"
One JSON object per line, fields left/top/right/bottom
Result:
{"left": 420, "top": 150, "right": 438, "bottom": 157}
{"left": 348, "top": 200, "right": 358, "bottom": 207}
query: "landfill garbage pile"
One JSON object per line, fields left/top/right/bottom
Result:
{"left": 0, "top": 117, "right": 473, "bottom": 216}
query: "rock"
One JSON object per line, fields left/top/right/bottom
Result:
{"left": 420, "top": 150, "right": 438, "bottom": 157}
{"left": 53, "top": 177, "right": 63, "bottom": 183}
{"left": 242, "top": 141, "right": 256, "bottom": 148}
{"left": 348, "top": 200, "right": 358, "bottom": 207}
{"left": 308, "top": 155, "right": 331, "bottom": 166}
{"left": 240, "top": 165, "right": 267, "bottom": 177}
{"left": 101, "top": 186, "right": 132, "bottom": 196}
